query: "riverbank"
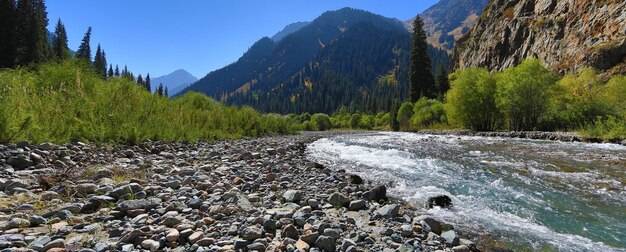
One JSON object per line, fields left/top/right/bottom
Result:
{"left": 416, "top": 129, "right": 626, "bottom": 145}
{"left": 0, "top": 131, "right": 478, "bottom": 252}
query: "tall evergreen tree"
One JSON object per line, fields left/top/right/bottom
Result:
{"left": 14, "top": 0, "right": 50, "bottom": 65}
{"left": 390, "top": 98, "right": 400, "bottom": 131}
{"left": 122, "top": 65, "right": 128, "bottom": 77}
{"left": 114, "top": 64, "right": 120, "bottom": 76}
{"left": 93, "top": 44, "right": 105, "bottom": 77}
{"left": 108, "top": 64, "right": 113, "bottom": 78}
{"left": 409, "top": 16, "right": 434, "bottom": 102}
{"left": 434, "top": 62, "right": 449, "bottom": 100}
{"left": 156, "top": 83, "right": 164, "bottom": 97}
{"left": 136, "top": 74, "right": 143, "bottom": 86}
{"left": 0, "top": 0, "right": 16, "bottom": 68}
{"left": 164, "top": 87, "right": 169, "bottom": 97}
{"left": 52, "top": 18, "right": 69, "bottom": 60}
{"left": 75, "top": 27, "right": 92, "bottom": 62}
{"left": 101, "top": 49, "right": 107, "bottom": 77}
{"left": 145, "top": 73, "right": 151, "bottom": 92}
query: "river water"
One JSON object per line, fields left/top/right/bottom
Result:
{"left": 306, "top": 132, "right": 626, "bottom": 251}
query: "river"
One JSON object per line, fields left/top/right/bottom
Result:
{"left": 306, "top": 132, "right": 626, "bottom": 251}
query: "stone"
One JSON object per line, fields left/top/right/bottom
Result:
{"left": 314, "top": 236, "right": 336, "bottom": 252}
{"left": 166, "top": 229, "right": 180, "bottom": 242}
{"left": 295, "top": 239, "right": 310, "bottom": 251}
{"left": 247, "top": 242, "right": 266, "bottom": 251}
{"left": 29, "top": 215, "right": 46, "bottom": 226}
{"left": 74, "top": 183, "right": 98, "bottom": 195}
{"left": 233, "top": 177, "right": 244, "bottom": 185}
{"left": 341, "top": 239, "right": 357, "bottom": 252}
{"left": 327, "top": 192, "right": 350, "bottom": 207}
{"left": 108, "top": 183, "right": 143, "bottom": 199}
{"left": 196, "top": 238, "right": 216, "bottom": 246}
{"left": 7, "top": 155, "right": 33, "bottom": 170}
{"left": 376, "top": 204, "right": 400, "bottom": 218}
{"left": 38, "top": 142, "right": 54, "bottom": 150}
{"left": 364, "top": 185, "right": 387, "bottom": 202}
{"left": 29, "top": 235, "right": 51, "bottom": 251}
{"left": 186, "top": 198, "right": 203, "bottom": 209}
{"left": 428, "top": 195, "right": 453, "bottom": 208}
{"left": 121, "top": 244, "right": 134, "bottom": 252}
{"left": 0, "top": 218, "right": 30, "bottom": 230}
{"left": 281, "top": 224, "right": 299, "bottom": 240}
{"left": 188, "top": 231, "right": 204, "bottom": 243}
{"left": 283, "top": 190, "right": 303, "bottom": 203}
{"left": 416, "top": 216, "right": 442, "bottom": 235}
{"left": 348, "top": 174, "right": 363, "bottom": 184}
{"left": 300, "top": 232, "right": 320, "bottom": 245}
{"left": 452, "top": 245, "right": 471, "bottom": 252}
{"left": 323, "top": 229, "right": 341, "bottom": 239}
{"left": 141, "top": 239, "right": 160, "bottom": 252}
{"left": 42, "top": 238, "right": 65, "bottom": 251}
{"left": 441, "top": 230, "right": 460, "bottom": 246}
{"left": 348, "top": 200, "right": 366, "bottom": 211}
{"left": 241, "top": 225, "right": 264, "bottom": 241}
{"left": 118, "top": 197, "right": 161, "bottom": 212}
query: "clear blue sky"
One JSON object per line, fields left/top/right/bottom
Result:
{"left": 46, "top": 0, "right": 438, "bottom": 78}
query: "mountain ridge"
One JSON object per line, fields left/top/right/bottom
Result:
{"left": 151, "top": 69, "right": 198, "bottom": 96}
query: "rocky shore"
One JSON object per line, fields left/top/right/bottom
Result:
{"left": 417, "top": 130, "right": 626, "bottom": 145}
{"left": 0, "top": 131, "right": 478, "bottom": 252}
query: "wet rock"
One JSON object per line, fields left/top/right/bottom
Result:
{"left": 442, "top": 230, "right": 460, "bottom": 246}
{"left": 428, "top": 195, "right": 453, "bottom": 208}
{"left": 348, "top": 174, "right": 363, "bottom": 184}
{"left": 364, "top": 185, "right": 387, "bottom": 202}
{"left": 416, "top": 216, "right": 442, "bottom": 235}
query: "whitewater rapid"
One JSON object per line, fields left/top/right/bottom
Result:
{"left": 306, "top": 132, "right": 626, "bottom": 251}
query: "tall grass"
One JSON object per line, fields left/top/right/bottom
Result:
{"left": 0, "top": 61, "right": 298, "bottom": 144}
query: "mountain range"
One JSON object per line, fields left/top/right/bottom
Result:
{"left": 151, "top": 69, "right": 198, "bottom": 96}
{"left": 180, "top": 6, "right": 468, "bottom": 114}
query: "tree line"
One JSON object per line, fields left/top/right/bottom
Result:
{"left": 0, "top": 0, "right": 168, "bottom": 97}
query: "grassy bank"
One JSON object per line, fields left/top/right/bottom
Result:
{"left": 0, "top": 61, "right": 299, "bottom": 144}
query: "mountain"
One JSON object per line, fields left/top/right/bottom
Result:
{"left": 151, "top": 69, "right": 198, "bottom": 96}
{"left": 454, "top": 0, "right": 626, "bottom": 74}
{"left": 271, "top": 21, "right": 310, "bottom": 42}
{"left": 406, "top": 0, "right": 489, "bottom": 51}
{"left": 182, "top": 8, "right": 450, "bottom": 114}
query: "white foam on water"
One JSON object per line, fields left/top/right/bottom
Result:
{"left": 306, "top": 132, "right": 626, "bottom": 252}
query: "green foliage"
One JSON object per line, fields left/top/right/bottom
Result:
{"left": 75, "top": 27, "right": 92, "bottom": 62}
{"left": 14, "top": 0, "right": 50, "bottom": 66}
{"left": 0, "top": 61, "right": 297, "bottom": 144}
{"left": 309, "top": 113, "right": 332, "bottom": 131}
{"left": 411, "top": 98, "right": 447, "bottom": 129}
{"left": 397, "top": 102, "right": 414, "bottom": 131}
{"left": 445, "top": 68, "right": 501, "bottom": 131}
{"left": 51, "top": 18, "right": 70, "bottom": 60}
{"left": 496, "top": 59, "right": 557, "bottom": 131}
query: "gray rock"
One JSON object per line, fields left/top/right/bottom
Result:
{"left": 75, "top": 183, "right": 98, "bottom": 195}
{"left": 323, "top": 229, "right": 341, "bottom": 239}
{"left": 55, "top": 209, "right": 72, "bottom": 220}
{"left": 118, "top": 197, "right": 161, "bottom": 212}
{"left": 452, "top": 245, "right": 471, "bottom": 252}
{"left": 348, "top": 200, "right": 366, "bottom": 211}
{"left": 441, "top": 230, "right": 460, "bottom": 246}
{"left": 327, "top": 192, "right": 350, "bottom": 207}
{"left": 108, "top": 183, "right": 143, "bottom": 199}
{"left": 341, "top": 239, "right": 357, "bottom": 252}
{"left": 300, "top": 232, "right": 320, "bottom": 245}
{"left": 241, "top": 225, "right": 264, "bottom": 241}
{"left": 376, "top": 204, "right": 400, "bottom": 218}
{"left": 94, "top": 242, "right": 108, "bottom": 252}
{"left": 186, "top": 198, "right": 203, "bottom": 209}
{"left": 38, "top": 142, "right": 55, "bottom": 150}
{"left": 29, "top": 215, "right": 46, "bottom": 227}
{"left": 121, "top": 244, "right": 134, "bottom": 252}
{"left": 416, "top": 216, "right": 442, "bottom": 235}
{"left": 7, "top": 155, "right": 33, "bottom": 170}
{"left": 399, "top": 243, "right": 414, "bottom": 252}
{"left": 247, "top": 242, "right": 266, "bottom": 251}
{"left": 0, "top": 218, "right": 30, "bottom": 230}
{"left": 29, "top": 235, "right": 51, "bottom": 251}
{"left": 315, "top": 235, "right": 336, "bottom": 252}
{"left": 283, "top": 190, "right": 303, "bottom": 203}
{"left": 364, "top": 185, "right": 387, "bottom": 201}
{"left": 160, "top": 152, "right": 175, "bottom": 159}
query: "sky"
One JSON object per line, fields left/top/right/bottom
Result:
{"left": 46, "top": 0, "right": 439, "bottom": 79}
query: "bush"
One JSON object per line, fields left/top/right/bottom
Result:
{"left": 496, "top": 59, "right": 557, "bottom": 131}
{"left": 0, "top": 61, "right": 297, "bottom": 144}
{"left": 309, "top": 113, "right": 332, "bottom": 131}
{"left": 397, "top": 102, "right": 414, "bottom": 131}
{"left": 411, "top": 98, "right": 447, "bottom": 128}
{"left": 445, "top": 68, "right": 501, "bottom": 131}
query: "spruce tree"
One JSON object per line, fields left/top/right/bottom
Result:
{"left": 164, "top": 87, "right": 169, "bottom": 97}
{"left": 14, "top": 0, "right": 50, "bottom": 65}
{"left": 75, "top": 27, "right": 92, "bottom": 62}
{"left": 434, "top": 63, "right": 449, "bottom": 100}
{"left": 0, "top": 0, "right": 16, "bottom": 68}
{"left": 100, "top": 49, "right": 107, "bottom": 78}
{"left": 137, "top": 74, "right": 143, "bottom": 86}
{"left": 93, "top": 44, "right": 104, "bottom": 76}
{"left": 157, "top": 83, "right": 164, "bottom": 97}
{"left": 52, "top": 18, "right": 69, "bottom": 60}
{"left": 390, "top": 98, "right": 400, "bottom": 131}
{"left": 108, "top": 64, "right": 113, "bottom": 78}
{"left": 145, "top": 73, "right": 151, "bottom": 92}
{"left": 409, "top": 16, "right": 434, "bottom": 102}
{"left": 114, "top": 64, "right": 120, "bottom": 76}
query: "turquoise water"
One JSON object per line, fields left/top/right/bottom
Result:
{"left": 307, "top": 132, "right": 626, "bottom": 251}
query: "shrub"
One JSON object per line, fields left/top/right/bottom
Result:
{"left": 412, "top": 98, "right": 447, "bottom": 128}
{"left": 445, "top": 68, "right": 501, "bottom": 131}
{"left": 310, "top": 113, "right": 332, "bottom": 131}
{"left": 397, "top": 102, "right": 414, "bottom": 131}
{"left": 496, "top": 59, "right": 557, "bottom": 131}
